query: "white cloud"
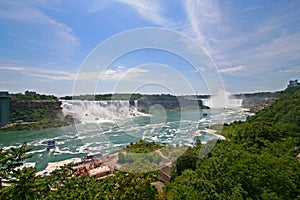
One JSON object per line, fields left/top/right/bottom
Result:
{"left": 222, "top": 32, "right": 300, "bottom": 76}
{"left": 34, "top": 0, "right": 111, "bottom": 14}
{"left": 0, "top": 66, "right": 25, "bottom": 71}
{"left": 239, "top": 4, "right": 267, "bottom": 13}
{"left": 117, "top": 65, "right": 125, "bottom": 69}
{"left": 184, "top": 0, "right": 204, "bottom": 45}
{"left": 278, "top": 67, "right": 300, "bottom": 74}
{"left": 184, "top": 0, "right": 221, "bottom": 49}
{"left": 116, "top": 0, "right": 169, "bottom": 25}
{"left": 278, "top": 69, "right": 292, "bottom": 73}
{"left": 1, "top": 64, "right": 150, "bottom": 82}
{"left": 100, "top": 68, "right": 150, "bottom": 81}
{"left": 183, "top": 0, "right": 300, "bottom": 83}
{"left": 0, "top": 64, "right": 72, "bottom": 81}
{"left": 218, "top": 66, "right": 246, "bottom": 74}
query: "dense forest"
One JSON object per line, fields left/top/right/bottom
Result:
{"left": 0, "top": 86, "right": 299, "bottom": 199}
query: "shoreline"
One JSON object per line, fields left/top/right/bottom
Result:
{"left": 195, "top": 128, "right": 226, "bottom": 143}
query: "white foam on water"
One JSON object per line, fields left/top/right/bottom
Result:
{"left": 61, "top": 100, "right": 145, "bottom": 124}
{"left": 0, "top": 99, "right": 255, "bottom": 172}
{"left": 2, "top": 145, "right": 20, "bottom": 150}
{"left": 30, "top": 149, "right": 46, "bottom": 154}
{"left": 53, "top": 147, "right": 80, "bottom": 155}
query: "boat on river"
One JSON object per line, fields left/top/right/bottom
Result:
{"left": 47, "top": 140, "right": 56, "bottom": 151}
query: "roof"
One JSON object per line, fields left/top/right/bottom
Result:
{"left": 88, "top": 165, "right": 111, "bottom": 177}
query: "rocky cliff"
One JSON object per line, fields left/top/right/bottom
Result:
{"left": 136, "top": 97, "right": 206, "bottom": 113}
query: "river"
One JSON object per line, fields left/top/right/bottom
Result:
{"left": 0, "top": 100, "right": 252, "bottom": 171}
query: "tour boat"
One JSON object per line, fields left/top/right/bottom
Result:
{"left": 47, "top": 140, "right": 56, "bottom": 150}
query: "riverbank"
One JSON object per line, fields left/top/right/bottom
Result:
{"left": 194, "top": 128, "right": 226, "bottom": 145}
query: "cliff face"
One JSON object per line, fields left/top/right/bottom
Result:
{"left": 242, "top": 97, "right": 277, "bottom": 112}
{"left": 137, "top": 98, "right": 204, "bottom": 113}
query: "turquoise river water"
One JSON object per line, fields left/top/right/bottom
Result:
{"left": 0, "top": 101, "right": 252, "bottom": 171}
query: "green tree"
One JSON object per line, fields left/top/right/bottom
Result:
{"left": 0, "top": 142, "right": 33, "bottom": 188}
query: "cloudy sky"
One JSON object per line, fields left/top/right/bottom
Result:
{"left": 0, "top": 0, "right": 299, "bottom": 96}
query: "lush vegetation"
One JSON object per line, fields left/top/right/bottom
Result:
{"left": 9, "top": 92, "right": 57, "bottom": 101}
{"left": 123, "top": 140, "right": 163, "bottom": 153}
{"left": 161, "top": 86, "right": 300, "bottom": 199}
{"left": 233, "top": 91, "right": 282, "bottom": 99}
{"left": 0, "top": 143, "right": 158, "bottom": 199}
{"left": 9, "top": 92, "right": 61, "bottom": 123}
{"left": 118, "top": 151, "right": 163, "bottom": 173}
{"left": 117, "top": 140, "right": 163, "bottom": 173}
{"left": 0, "top": 142, "right": 33, "bottom": 187}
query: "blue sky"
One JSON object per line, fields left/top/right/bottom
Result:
{"left": 0, "top": 0, "right": 299, "bottom": 96}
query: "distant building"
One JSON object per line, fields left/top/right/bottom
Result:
{"left": 0, "top": 91, "right": 9, "bottom": 127}
{"left": 25, "top": 90, "right": 37, "bottom": 95}
{"left": 288, "top": 80, "right": 300, "bottom": 88}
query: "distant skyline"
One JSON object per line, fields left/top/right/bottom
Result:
{"left": 0, "top": 0, "right": 299, "bottom": 96}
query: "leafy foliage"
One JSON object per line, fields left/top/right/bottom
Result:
{"left": 163, "top": 87, "right": 300, "bottom": 199}
{"left": 117, "top": 140, "right": 163, "bottom": 173}
{"left": 9, "top": 92, "right": 57, "bottom": 101}
{"left": 0, "top": 141, "right": 159, "bottom": 199}
{"left": 123, "top": 140, "right": 163, "bottom": 153}
{"left": 9, "top": 98, "right": 61, "bottom": 123}
{"left": 0, "top": 143, "right": 33, "bottom": 188}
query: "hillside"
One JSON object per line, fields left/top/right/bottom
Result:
{"left": 162, "top": 86, "right": 300, "bottom": 199}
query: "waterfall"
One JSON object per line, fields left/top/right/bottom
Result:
{"left": 134, "top": 100, "right": 138, "bottom": 109}
{"left": 226, "top": 98, "right": 243, "bottom": 108}
{"left": 202, "top": 90, "right": 243, "bottom": 108}
{"left": 61, "top": 100, "right": 143, "bottom": 124}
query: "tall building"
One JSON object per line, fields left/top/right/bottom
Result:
{"left": 0, "top": 91, "right": 9, "bottom": 127}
